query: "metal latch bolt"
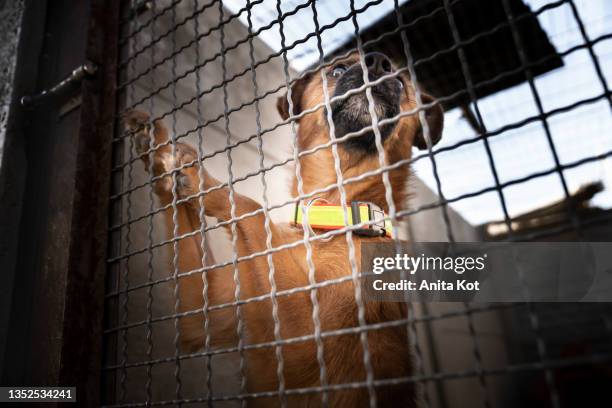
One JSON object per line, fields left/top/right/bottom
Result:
{"left": 20, "top": 62, "right": 98, "bottom": 108}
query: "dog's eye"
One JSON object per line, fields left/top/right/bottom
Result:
{"left": 397, "top": 79, "right": 404, "bottom": 90}
{"left": 330, "top": 65, "right": 347, "bottom": 78}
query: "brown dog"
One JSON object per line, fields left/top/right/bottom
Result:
{"left": 124, "top": 51, "right": 443, "bottom": 407}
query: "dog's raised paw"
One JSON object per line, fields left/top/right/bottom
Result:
{"left": 123, "top": 109, "right": 153, "bottom": 155}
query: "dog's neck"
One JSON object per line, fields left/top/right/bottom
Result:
{"left": 291, "top": 146, "right": 410, "bottom": 213}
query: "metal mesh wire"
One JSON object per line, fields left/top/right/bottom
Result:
{"left": 103, "top": 0, "right": 612, "bottom": 407}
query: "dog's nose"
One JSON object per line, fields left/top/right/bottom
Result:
{"left": 364, "top": 52, "right": 393, "bottom": 76}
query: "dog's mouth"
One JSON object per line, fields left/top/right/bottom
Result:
{"left": 329, "top": 58, "right": 402, "bottom": 152}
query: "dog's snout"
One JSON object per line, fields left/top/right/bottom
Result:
{"left": 331, "top": 52, "right": 402, "bottom": 151}
{"left": 364, "top": 52, "right": 393, "bottom": 76}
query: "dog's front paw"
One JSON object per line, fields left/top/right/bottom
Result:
{"left": 147, "top": 139, "right": 201, "bottom": 197}
{"left": 169, "top": 143, "right": 200, "bottom": 195}
{"left": 122, "top": 109, "right": 207, "bottom": 198}
{"left": 124, "top": 109, "right": 154, "bottom": 155}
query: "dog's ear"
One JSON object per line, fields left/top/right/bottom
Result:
{"left": 276, "top": 73, "right": 313, "bottom": 121}
{"left": 413, "top": 92, "right": 444, "bottom": 150}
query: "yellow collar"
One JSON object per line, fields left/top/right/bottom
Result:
{"left": 293, "top": 200, "right": 392, "bottom": 238}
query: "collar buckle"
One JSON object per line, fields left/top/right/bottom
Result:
{"left": 350, "top": 201, "right": 388, "bottom": 237}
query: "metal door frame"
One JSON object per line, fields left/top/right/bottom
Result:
{"left": 0, "top": 1, "right": 120, "bottom": 405}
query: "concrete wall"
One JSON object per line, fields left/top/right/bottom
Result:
{"left": 113, "top": 1, "right": 511, "bottom": 406}
{"left": 407, "top": 183, "right": 515, "bottom": 408}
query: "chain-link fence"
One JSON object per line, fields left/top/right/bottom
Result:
{"left": 102, "top": 0, "right": 612, "bottom": 406}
